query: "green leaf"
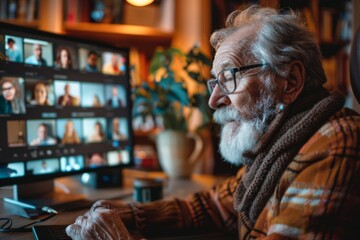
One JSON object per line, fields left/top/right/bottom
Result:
{"left": 149, "top": 49, "right": 167, "bottom": 74}
{"left": 168, "top": 83, "right": 189, "bottom": 105}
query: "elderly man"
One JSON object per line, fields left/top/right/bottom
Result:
{"left": 66, "top": 5, "right": 360, "bottom": 239}
{"left": 25, "top": 43, "right": 47, "bottom": 66}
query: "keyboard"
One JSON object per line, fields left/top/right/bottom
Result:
{"left": 32, "top": 225, "right": 236, "bottom": 240}
{"left": 32, "top": 225, "right": 71, "bottom": 240}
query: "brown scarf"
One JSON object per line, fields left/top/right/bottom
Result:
{"left": 233, "top": 88, "right": 345, "bottom": 237}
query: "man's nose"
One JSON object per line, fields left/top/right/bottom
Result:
{"left": 208, "top": 84, "right": 230, "bottom": 110}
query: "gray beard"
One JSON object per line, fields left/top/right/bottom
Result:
{"left": 213, "top": 95, "right": 276, "bottom": 166}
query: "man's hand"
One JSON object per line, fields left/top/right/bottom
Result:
{"left": 66, "top": 205, "right": 132, "bottom": 240}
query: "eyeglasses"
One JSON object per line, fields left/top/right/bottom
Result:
{"left": 207, "top": 63, "right": 268, "bottom": 94}
{"left": 1, "top": 86, "right": 14, "bottom": 93}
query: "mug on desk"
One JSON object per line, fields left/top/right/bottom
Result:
{"left": 156, "top": 130, "right": 204, "bottom": 178}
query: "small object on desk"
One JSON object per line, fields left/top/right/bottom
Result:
{"left": 133, "top": 177, "right": 163, "bottom": 203}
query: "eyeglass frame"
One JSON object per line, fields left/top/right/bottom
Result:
{"left": 1, "top": 86, "right": 15, "bottom": 93}
{"left": 207, "top": 63, "right": 269, "bottom": 94}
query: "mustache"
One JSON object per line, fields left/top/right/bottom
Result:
{"left": 213, "top": 106, "right": 242, "bottom": 125}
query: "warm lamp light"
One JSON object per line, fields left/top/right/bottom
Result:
{"left": 126, "top": 0, "right": 154, "bottom": 7}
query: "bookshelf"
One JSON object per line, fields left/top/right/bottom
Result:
{"left": 0, "top": 0, "right": 173, "bottom": 52}
{"left": 278, "top": 0, "right": 351, "bottom": 92}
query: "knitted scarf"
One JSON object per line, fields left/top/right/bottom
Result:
{"left": 233, "top": 88, "right": 345, "bottom": 238}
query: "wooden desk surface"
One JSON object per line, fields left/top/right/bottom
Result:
{"left": 0, "top": 170, "right": 226, "bottom": 240}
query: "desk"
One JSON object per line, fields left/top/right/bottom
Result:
{"left": 0, "top": 170, "right": 227, "bottom": 240}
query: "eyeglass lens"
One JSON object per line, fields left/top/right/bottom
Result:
{"left": 218, "top": 69, "right": 237, "bottom": 93}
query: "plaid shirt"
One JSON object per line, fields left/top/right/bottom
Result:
{"left": 141, "top": 108, "right": 360, "bottom": 239}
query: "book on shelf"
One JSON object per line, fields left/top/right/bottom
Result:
{"left": 26, "top": 0, "right": 38, "bottom": 22}
{"left": 17, "top": 0, "right": 27, "bottom": 20}
{"left": 0, "top": 0, "right": 38, "bottom": 21}
{"left": 302, "top": 7, "right": 318, "bottom": 39}
{"left": 320, "top": 9, "right": 334, "bottom": 42}
{"left": 322, "top": 57, "right": 338, "bottom": 91}
{"left": 0, "top": 0, "right": 7, "bottom": 19}
{"left": 66, "top": 0, "right": 80, "bottom": 23}
{"left": 7, "top": 0, "right": 17, "bottom": 19}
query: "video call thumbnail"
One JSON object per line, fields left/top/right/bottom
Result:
{"left": 60, "top": 155, "right": 84, "bottom": 172}
{"left": 25, "top": 79, "right": 55, "bottom": 106}
{"left": 24, "top": 38, "right": 53, "bottom": 67}
{"left": 105, "top": 84, "right": 126, "bottom": 108}
{"left": 26, "top": 158, "right": 59, "bottom": 175}
{"left": 7, "top": 120, "right": 27, "bottom": 147}
{"left": 27, "top": 119, "right": 57, "bottom": 146}
{"left": 79, "top": 47, "right": 102, "bottom": 73}
{"left": 102, "top": 52, "right": 126, "bottom": 75}
{"left": 81, "top": 82, "right": 105, "bottom": 108}
{"left": 5, "top": 35, "right": 23, "bottom": 63}
{"left": 57, "top": 119, "right": 82, "bottom": 145}
{"left": 0, "top": 77, "right": 25, "bottom": 115}
{"left": 54, "top": 80, "right": 81, "bottom": 107}
{"left": 108, "top": 117, "right": 128, "bottom": 141}
{"left": 86, "top": 152, "right": 107, "bottom": 168}
{"left": 0, "top": 162, "right": 25, "bottom": 179}
{"left": 83, "top": 117, "right": 107, "bottom": 143}
{"left": 54, "top": 45, "right": 78, "bottom": 70}
{"left": 107, "top": 150, "right": 130, "bottom": 166}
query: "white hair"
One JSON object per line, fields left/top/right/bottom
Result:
{"left": 210, "top": 5, "right": 326, "bottom": 92}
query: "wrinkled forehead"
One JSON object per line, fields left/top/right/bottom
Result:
{"left": 212, "top": 27, "right": 255, "bottom": 75}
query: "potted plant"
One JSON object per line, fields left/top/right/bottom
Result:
{"left": 133, "top": 45, "right": 212, "bottom": 177}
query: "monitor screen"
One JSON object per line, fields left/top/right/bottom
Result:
{"left": 0, "top": 22, "right": 133, "bottom": 187}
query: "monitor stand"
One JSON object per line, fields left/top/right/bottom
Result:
{"left": 3, "top": 179, "right": 85, "bottom": 218}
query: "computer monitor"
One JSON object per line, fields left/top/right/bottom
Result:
{"left": 0, "top": 22, "right": 133, "bottom": 209}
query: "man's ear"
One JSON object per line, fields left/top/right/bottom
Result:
{"left": 281, "top": 61, "right": 305, "bottom": 104}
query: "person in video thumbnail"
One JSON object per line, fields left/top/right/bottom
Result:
{"left": 84, "top": 50, "right": 99, "bottom": 73}
{"left": 62, "top": 120, "right": 81, "bottom": 144}
{"left": 0, "top": 77, "right": 25, "bottom": 114}
{"left": 87, "top": 153, "right": 106, "bottom": 168}
{"left": 111, "top": 118, "right": 126, "bottom": 141}
{"left": 30, "top": 123, "right": 57, "bottom": 146}
{"left": 107, "top": 86, "right": 124, "bottom": 108}
{"left": 87, "top": 121, "right": 106, "bottom": 143}
{"left": 25, "top": 44, "right": 47, "bottom": 66}
{"left": 38, "top": 160, "right": 54, "bottom": 174}
{"left": 54, "top": 47, "right": 72, "bottom": 69}
{"left": 30, "top": 82, "right": 51, "bottom": 106}
{"left": 92, "top": 94, "right": 102, "bottom": 107}
{"left": 57, "top": 84, "right": 77, "bottom": 106}
{"left": 6, "top": 38, "right": 22, "bottom": 62}
{"left": 64, "top": 156, "right": 82, "bottom": 172}
{"left": 102, "top": 53, "right": 122, "bottom": 75}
